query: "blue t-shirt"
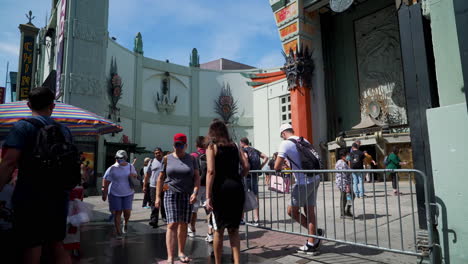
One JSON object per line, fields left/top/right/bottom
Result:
{"left": 103, "top": 163, "right": 137, "bottom": 197}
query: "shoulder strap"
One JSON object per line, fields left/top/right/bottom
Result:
{"left": 285, "top": 138, "right": 300, "bottom": 168}
{"left": 163, "top": 155, "right": 168, "bottom": 173}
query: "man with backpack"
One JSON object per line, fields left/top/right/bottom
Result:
{"left": 274, "top": 124, "right": 324, "bottom": 255}
{"left": 0, "top": 87, "right": 80, "bottom": 264}
{"left": 240, "top": 137, "right": 268, "bottom": 226}
{"left": 189, "top": 136, "right": 213, "bottom": 242}
{"left": 350, "top": 143, "right": 366, "bottom": 198}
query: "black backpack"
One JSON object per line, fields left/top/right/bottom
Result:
{"left": 197, "top": 151, "right": 207, "bottom": 186}
{"left": 24, "top": 118, "right": 81, "bottom": 191}
{"left": 244, "top": 147, "right": 262, "bottom": 170}
{"left": 288, "top": 137, "right": 323, "bottom": 172}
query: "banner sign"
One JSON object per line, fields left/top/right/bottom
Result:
{"left": 18, "top": 35, "right": 35, "bottom": 100}
{"left": 275, "top": 2, "right": 298, "bottom": 24}
{"left": 0, "top": 87, "right": 5, "bottom": 104}
{"left": 280, "top": 22, "right": 298, "bottom": 39}
{"left": 283, "top": 39, "right": 298, "bottom": 54}
{"left": 56, "top": 0, "right": 67, "bottom": 99}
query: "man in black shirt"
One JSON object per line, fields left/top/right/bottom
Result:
{"left": 0, "top": 87, "right": 73, "bottom": 264}
{"left": 350, "top": 143, "right": 366, "bottom": 198}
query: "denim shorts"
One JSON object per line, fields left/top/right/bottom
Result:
{"left": 108, "top": 193, "right": 134, "bottom": 212}
{"left": 245, "top": 175, "right": 259, "bottom": 195}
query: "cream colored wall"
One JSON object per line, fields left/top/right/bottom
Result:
{"left": 253, "top": 77, "right": 289, "bottom": 156}
{"left": 140, "top": 122, "right": 190, "bottom": 152}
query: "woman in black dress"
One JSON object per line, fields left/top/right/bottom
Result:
{"left": 205, "top": 120, "right": 249, "bottom": 264}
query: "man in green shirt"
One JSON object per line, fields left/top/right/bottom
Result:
{"left": 386, "top": 146, "right": 407, "bottom": 195}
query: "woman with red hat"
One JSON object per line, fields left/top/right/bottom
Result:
{"left": 155, "top": 133, "right": 200, "bottom": 264}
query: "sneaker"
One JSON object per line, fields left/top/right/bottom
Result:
{"left": 144, "top": 206, "right": 151, "bottom": 209}
{"left": 188, "top": 227, "right": 195, "bottom": 238}
{"left": 251, "top": 220, "right": 259, "bottom": 227}
{"left": 205, "top": 233, "right": 214, "bottom": 243}
{"left": 297, "top": 242, "right": 319, "bottom": 255}
{"left": 314, "top": 228, "right": 324, "bottom": 248}
{"left": 116, "top": 233, "right": 123, "bottom": 240}
{"left": 122, "top": 224, "right": 128, "bottom": 234}
{"left": 240, "top": 220, "right": 246, "bottom": 225}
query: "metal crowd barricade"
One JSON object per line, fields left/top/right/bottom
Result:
{"left": 242, "top": 169, "right": 436, "bottom": 263}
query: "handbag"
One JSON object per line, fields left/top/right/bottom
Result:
{"left": 244, "top": 189, "right": 258, "bottom": 212}
{"left": 270, "top": 175, "right": 291, "bottom": 193}
{"left": 128, "top": 164, "right": 140, "bottom": 189}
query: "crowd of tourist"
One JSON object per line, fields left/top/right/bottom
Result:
{"left": 0, "top": 87, "right": 409, "bottom": 264}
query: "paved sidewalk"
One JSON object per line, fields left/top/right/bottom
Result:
{"left": 76, "top": 194, "right": 278, "bottom": 264}
{"left": 79, "top": 179, "right": 423, "bottom": 263}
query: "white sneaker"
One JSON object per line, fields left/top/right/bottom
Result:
{"left": 188, "top": 227, "right": 195, "bottom": 238}
{"left": 205, "top": 233, "right": 214, "bottom": 243}
{"left": 122, "top": 224, "right": 128, "bottom": 234}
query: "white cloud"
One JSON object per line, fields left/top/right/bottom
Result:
{"left": 0, "top": 41, "right": 19, "bottom": 56}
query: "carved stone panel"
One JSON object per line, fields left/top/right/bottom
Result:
{"left": 70, "top": 73, "right": 104, "bottom": 96}
{"left": 354, "top": 5, "right": 407, "bottom": 127}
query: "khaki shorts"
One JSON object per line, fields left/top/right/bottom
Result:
{"left": 290, "top": 181, "right": 320, "bottom": 208}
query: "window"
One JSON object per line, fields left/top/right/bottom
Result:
{"left": 280, "top": 95, "right": 292, "bottom": 125}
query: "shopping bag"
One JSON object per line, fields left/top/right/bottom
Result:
{"left": 270, "top": 175, "right": 291, "bottom": 193}
{"left": 68, "top": 200, "right": 94, "bottom": 227}
{"left": 243, "top": 190, "right": 258, "bottom": 212}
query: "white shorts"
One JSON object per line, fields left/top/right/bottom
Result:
{"left": 192, "top": 186, "right": 207, "bottom": 213}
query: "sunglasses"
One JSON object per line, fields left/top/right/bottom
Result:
{"left": 174, "top": 143, "right": 185, "bottom": 149}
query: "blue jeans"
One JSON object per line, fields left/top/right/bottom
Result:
{"left": 352, "top": 173, "right": 364, "bottom": 197}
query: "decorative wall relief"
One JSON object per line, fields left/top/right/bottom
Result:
{"left": 108, "top": 57, "right": 122, "bottom": 122}
{"left": 69, "top": 73, "right": 104, "bottom": 96}
{"left": 73, "top": 19, "right": 105, "bottom": 43}
{"left": 155, "top": 72, "right": 178, "bottom": 113}
{"left": 354, "top": 5, "right": 408, "bottom": 128}
{"left": 214, "top": 83, "right": 238, "bottom": 124}
{"left": 281, "top": 45, "right": 315, "bottom": 91}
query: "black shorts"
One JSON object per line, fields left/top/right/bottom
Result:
{"left": 13, "top": 190, "right": 69, "bottom": 248}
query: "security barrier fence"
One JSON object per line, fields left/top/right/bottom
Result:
{"left": 242, "top": 169, "right": 436, "bottom": 263}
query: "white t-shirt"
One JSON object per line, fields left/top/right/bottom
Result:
{"left": 103, "top": 163, "right": 137, "bottom": 197}
{"left": 149, "top": 158, "right": 163, "bottom": 188}
{"left": 277, "top": 135, "right": 319, "bottom": 185}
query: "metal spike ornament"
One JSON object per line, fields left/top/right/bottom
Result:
{"left": 281, "top": 45, "right": 315, "bottom": 92}
{"left": 214, "top": 83, "right": 238, "bottom": 124}
{"left": 108, "top": 57, "right": 122, "bottom": 123}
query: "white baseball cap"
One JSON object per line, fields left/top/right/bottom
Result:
{"left": 279, "top": 123, "right": 293, "bottom": 135}
{"left": 115, "top": 150, "right": 128, "bottom": 159}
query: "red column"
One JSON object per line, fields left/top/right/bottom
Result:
{"left": 290, "top": 86, "right": 313, "bottom": 143}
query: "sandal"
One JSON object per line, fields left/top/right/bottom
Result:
{"left": 178, "top": 255, "right": 191, "bottom": 263}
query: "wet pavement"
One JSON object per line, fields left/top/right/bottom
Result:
{"left": 74, "top": 199, "right": 276, "bottom": 264}
{"left": 77, "top": 186, "right": 419, "bottom": 264}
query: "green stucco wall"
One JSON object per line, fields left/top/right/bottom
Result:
{"left": 426, "top": 1, "right": 468, "bottom": 263}
{"left": 426, "top": 0, "right": 466, "bottom": 106}
{"left": 427, "top": 103, "right": 468, "bottom": 264}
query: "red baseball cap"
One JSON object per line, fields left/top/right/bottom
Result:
{"left": 173, "top": 133, "right": 187, "bottom": 144}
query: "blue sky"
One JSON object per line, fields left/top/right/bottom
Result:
{"left": 0, "top": 0, "right": 284, "bottom": 101}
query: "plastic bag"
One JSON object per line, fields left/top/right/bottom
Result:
{"left": 67, "top": 199, "right": 94, "bottom": 227}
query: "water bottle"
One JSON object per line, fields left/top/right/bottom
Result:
{"left": 346, "top": 192, "right": 352, "bottom": 201}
